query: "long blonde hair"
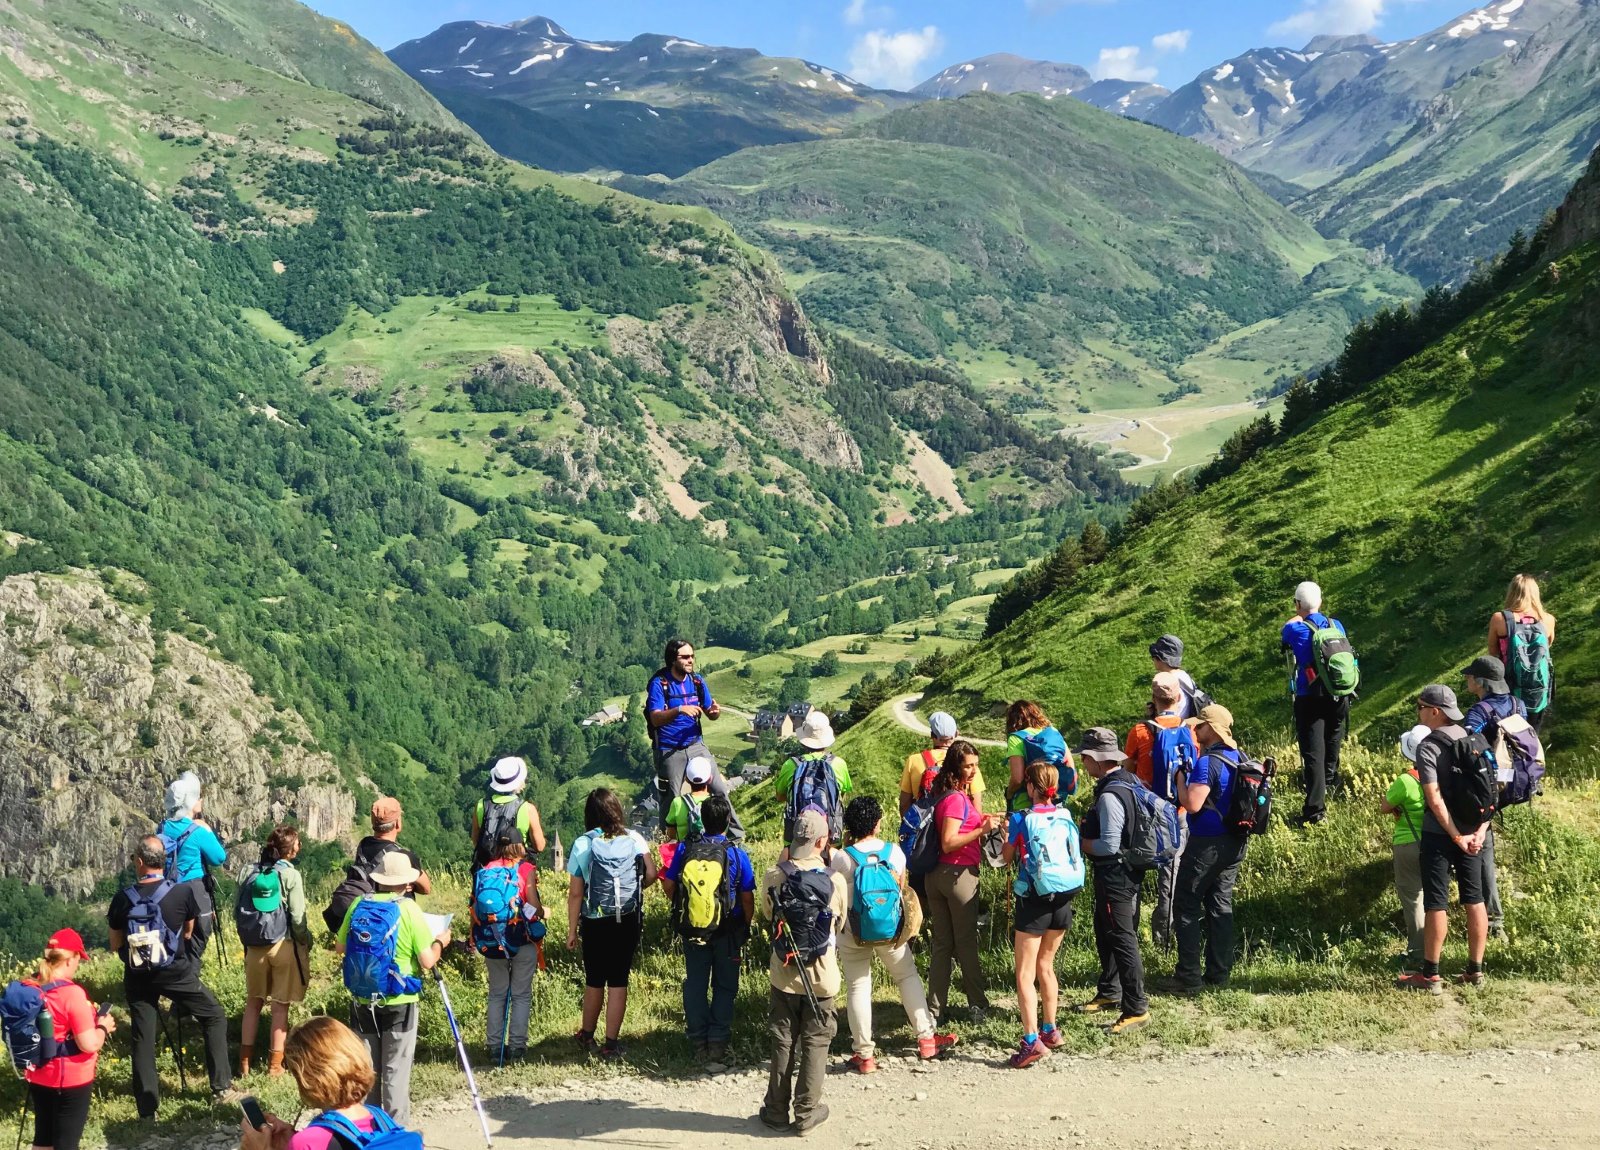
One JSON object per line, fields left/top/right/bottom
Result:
{"left": 35, "top": 947, "right": 76, "bottom": 983}
{"left": 1504, "top": 574, "right": 1553, "bottom": 624}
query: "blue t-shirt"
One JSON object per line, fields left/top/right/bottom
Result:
{"left": 1464, "top": 693, "right": 1526, "bottom": 743}
{"left": 646, "top": 673, "right": 713, "bottom": 751}
{"left": 1185, "top": 748, "right": 1237, "bottom": 838}
{"left": 157, "top": 817, "right": 227, "bottom": 882}
{"left": 663, "top": 834, "right": 756, "bottom": 922}
{"left": 1281, "top": 613, "right": 1345, "bottom": 697}
{"left": 565, "top": 829, "right": 649, "bottom": 919}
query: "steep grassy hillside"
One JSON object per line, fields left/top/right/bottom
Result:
{"left": 916, "top": 234, "right": 1600, "bottom": 752}
{"left": 643, "top": 92, "right": 1417, "bottom": 472}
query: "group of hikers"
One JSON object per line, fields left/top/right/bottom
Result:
{"left": 1, "top": 577, "right": 1556, "bottom": 1144}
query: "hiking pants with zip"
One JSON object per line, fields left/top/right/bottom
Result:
{"left": 655, "top": 741, "right": 746, "bottom": 839}
{"left": 838, "top": 931, "right": 934, "bottom": 1058}
{"left": 486, "top": 946, "right": 540, "bottom": 1056}
{"left": 1173, "top": 834, "right": 1247, "bottom": 987}
{"left": 1092, "top": 868, "right": 1147, "bottom": 1016}
{"left": 683, "top": 931, "right": 743, "bottom": 1045}
{"left": 1482, "top": 830, "right": 1504, "bottom": 931}
{"left": 925, "top": 863, "right": 988, "bottom": 1019}
{"left": 763, "top": 987, "right": 836, "bottom": 1127}
{"left": 1150, "top": 844, "right": 1184, "bottom": 950}
{"left": 125, "top": 970, "right": 231, "bottom": 1118}
{"left": 351, "top": 1001, "right": 418, "bottom": 1126}
{"left": 1294, "top": 693, "right": 1349, "bottom": 820}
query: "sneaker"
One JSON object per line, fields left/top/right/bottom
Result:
{"left": 1107, "top": 1012, "right": 1150, "bottom": 1035}
{"left": 793, "top": 1104, "right": 831, "bottom": 1134}
{"left": 1291, "top": 811, "right": 1326, "bottom": 829}
{"left": 916, "top": 1032, "right": 959, "bottom": 1059}
{"left": 1039, "top": 1028, "right": 1065, "bottom": 1050}
{"left": 757, "top": 1110, "right": 791, "bottom": 1132}
{"left": 598, "top": 1039, "right": 625, "bottom": 1061}
{"left": 1455, "top": 969, "right": 1487, "bottom": 987}
{"left": 1073, "top": 995, "right": 1121, "bottom": 1014}
{"left": 574, "top": 1028, "right": 597, "bottom": 1052}
{"left": 1008, "top": 1038, "right": 1048, "bottom": 1069}
{"left": 1395, "top": 972, "right": 1444, "bottom": 995}
{"left": 845, "top": 1053, "right": 878, "bottom": 1075}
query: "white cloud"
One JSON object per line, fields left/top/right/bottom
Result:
{"left": 1152, "top": 29, "right": 1192, "bottom": 54}
{"left": 847, "top": 25, "right": 945, "bottom": 89}
{"left": 1268, "top": 0, "right": 1387, "bottom": 39}
{"left": 1091, "top": 45, "right": 1157, "bottom": 82}
{"left": 843, "top": 0, "right": 894, "bottom": 26}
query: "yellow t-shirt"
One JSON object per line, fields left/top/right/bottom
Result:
{"left": 899, "top": 747, "right": 986, "bottom": 800}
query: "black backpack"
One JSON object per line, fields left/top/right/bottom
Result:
{"left": 1437, "top": 731, "right": 1498, "bottom": 832}
{"left": 1221, "top": 754, "right": 1276, "bottom": 836}
{"left": 473, "top": 795, "right": 522, "bottom": 870}
{"left": 322, "top": 842, "right": 396, "bottom": 935}
{"left": 769, "top": 862, "right": 835, "bottom": 966}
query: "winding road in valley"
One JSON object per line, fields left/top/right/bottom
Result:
{"left": 889, "top": 693, "right": 1005, "bottom": 747}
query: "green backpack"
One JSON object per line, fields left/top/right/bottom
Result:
{"left": 1310, "top": 617, "right": 1360, "bottom": 699}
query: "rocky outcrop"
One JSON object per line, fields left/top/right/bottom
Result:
{"left": 1548, "top": 147, "right": 1600, "bottom": 258}
{"left": 0, "top": 569, "right": 353, "bottom": 898}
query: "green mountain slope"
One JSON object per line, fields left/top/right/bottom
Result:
{"left": 638, "top": 92, "right": 1417, "bottom": 473}
{"left": 914, "top": 214, "right": 1600, "bottom": 751}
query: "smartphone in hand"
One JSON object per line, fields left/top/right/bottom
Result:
{"left": 239, "top": 1096, "right": 268, "bottom": 1132}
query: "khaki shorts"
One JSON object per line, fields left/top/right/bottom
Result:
{"left": 244, "top": 938, "right": 307, "bottom": 1004}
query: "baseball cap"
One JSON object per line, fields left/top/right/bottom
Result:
{"left": 1151, "top": 670, "right": 1183, "bottom": 704}
{"left": 928, "top": 712, "right": 958, "bottom": 740}
{"left": 1418, "top": 684, "right": 1464, "bottom": 722}
{"left": 789, "top": 809, "right": 830, "bottom": 860}
{"left": 1461, "top": 655, "right": 1510, "bottom": 695}
{"left": 1148, "top": 635, "right": 1185, "bottom": 668}
{"left": 46, "top": 928, "right": 89, "bottom": 960}
{"left": 1075, "top": 727, "right": 1128, "bottom": 763}
{"left": 371, "top": 796, "right": 403, "bottom": 826}
{"left": 685, "top": 756, "right": 715, "bottom": 787}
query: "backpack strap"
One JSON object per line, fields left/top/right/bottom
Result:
{"left": 921, "top": 749, "right": 937, "bottom": 770}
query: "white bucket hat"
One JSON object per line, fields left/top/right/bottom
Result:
{"left": 1398, "top": 723, "right": 1432, "bottom": 763}
{"left": 368, "top": 850, "right": 422, "bottom": 889}
{"left": 796, "top": 711, "right": 835, "bottom": 751}
{"left": 164, "top": 771, "right": 201, "bottom": 819}
{"left": 490, "top": 756, "right": 528, "bottom": 794}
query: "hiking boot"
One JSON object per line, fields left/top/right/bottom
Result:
{"left": 1291, "top": 811, "right": 1326, "bottom": 830}
{"left": 598, "top": 1039, "right": 625, "bottom": 1061}
{"left": 916, "top": 1032, "right": 959, "bottom": 1059}
{"left": 964, "top": 1005, "right": 990, "bottom": 1024}
{"left": 1152, "top": 976, "right": 1202, "bottom": 997}
{"left": 706, "top": 1041, "right": 729, "bottom": 1065}
{"left": 1073, "top": 995, "right": 1120, "bottom": 1014}
{"left": 267, "top": 1051, "right": 284, "bottom": 1077}
{"left": 757, "top": 1111, "right": 791, "bottom": 1132}
{"left": 692, "top": 1041, "right": 710, "bottom": 1064}
{"left": 1107, "top": 1012, "right": 1150, "bottom": 1035}
{"left": 1454, "top": 969, "right": 1487, "bottom": 987}
{"left": 574, "top": 1028, "right": 597, "bottom": 1052}
{"left": 1008, "top": 1037, "right": 1048, "bottom": 1069}
{"left": 845, "top": 1053, "right": 878, "bottom": 1075}
{"left": 1039, "top": 1028, "right": 1065, "bottom": 1050}
{"left": 507, "top": 1047, "right": 527, "bottom": 1064}
{"left": 211, "top": 1088, "right": 244, "bottom": 1107}
{"left": 1395, "top": 972, "right": 1443, "bottom": 995}
{"left": 238, "top": 1052, "right": 251, "bottom": 1078}
{"left": 793, "top": 1104, "right": 830, "bottom": 1134}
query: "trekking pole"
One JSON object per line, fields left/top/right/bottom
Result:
{"left": 167, "top": 1011, "right": 189, "bottom": 1093}
{"left": 14, "top": 1090, "right": 27, "bottom": 1150}
{"left": 432, "top": 970, "right": 492, "bottom": 1148}
{"left": 769, "top": 900, "right": 824, "bottom": 1023}
{"left": 204, "top": 871, "right": 230, "bottom": 969}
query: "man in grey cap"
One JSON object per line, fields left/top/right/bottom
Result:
{"left": 1073, "top": 728, "right": 1149, "bottom": 1034}
{"left": 1461, "top": 656, "right": 1531, "bottom": 937}
{"left": 1397, "top": 685, "right": 1491, "bottom": 994}
{"left": 900, "top": 711, "right": 983, "bottom": 815}
{"left": 1148, "top": 635, "right": 1209, "bottom": 720}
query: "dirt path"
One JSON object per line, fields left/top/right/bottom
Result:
{"left": 889, "top": 693, "right": 1005, "bottom": 747}
{"left": 410, "top": 1046, "right": 1600, "bottom": 1148}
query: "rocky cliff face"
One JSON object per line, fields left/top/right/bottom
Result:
{"left": 0, "top": 566, "right": 353, "bottom": 898}
{"left": 1548, "top": 147, "right": 1600, "bottom": 258}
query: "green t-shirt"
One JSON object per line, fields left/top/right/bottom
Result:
{"left": 336, "top": 892, "right": 435, "bottom": 1006}
{"left": 666, "top": 790, "right": 708, "bottom": 840}
{"left": 775, "top": 753, "right": 853, "bottom": 796}
{"left": 1386, "top": 771, "right": 1425, "bottom": 846}
{"left": 475, "top": 795, "right": 535, "bottom": 839}
{"left": 1005, "top": 728, "right": 1045, "bottom": 761}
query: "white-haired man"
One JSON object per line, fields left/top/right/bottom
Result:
{"left": 1281, "top": 581, "right": 1350, "bottom": 827}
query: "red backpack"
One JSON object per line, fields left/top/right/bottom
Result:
{"left": 917, "top": 750, "right": 940, "bottom": 798}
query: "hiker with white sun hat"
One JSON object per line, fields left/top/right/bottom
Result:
{"left": 470, "top": 756, "right": 547, "bottom": 871}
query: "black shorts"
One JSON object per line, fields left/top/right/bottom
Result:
{"left": 1421, "top": 832, "right": 1488, "bottom": 911}
{"left": 1014, "top": 890, "right": 1077, "bottom": 936}
{"left": 579, "top": 912, "right": 643, "bottom": 988}
{"left": 30, "top": 1084, "right": 93, "bottom": 1150}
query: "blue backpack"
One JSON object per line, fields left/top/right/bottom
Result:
{"left": 123, "top": 880, "right": 185, "bottom": 971}
{"left": 844, "top": 846, "right": 903, "bottom": 944}
{"left": 310, "top": 1105, "right": 423, "bottom": 1150}
{"left": 1144, "top": 720, "right": 1196, "bottom": 803}
{"left": 343, "top": 899, "right": 422, "bottom": 1004}
{"left": 157, "top": 823, "right": 196, "bottom": 883}
{"left": 1106, "top": 776, "right": 1186, "bottom": 872}
{"left": 898, "top": 793, "right": 942, "bottom": 878}
{"left": 1, "top": 980, "right": 74, "bottom": 1073}
{"left": 1015, "top": 808, "right": 1085, "bottom": 898}
{"left": 470, "top": 865, "right": 525, "bottom": 959}
{"left": 584, "top": 833, "right": 644, "bottom": 921}
{"left": 784, "top": 753, "right": 842, "bottom": 842}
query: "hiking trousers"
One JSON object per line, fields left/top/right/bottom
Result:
{"left": 655, "top": 741, "right": 745, "bottom": 839}
{"left": 1150, "top": 842, "right": 1184, "bottom": 950}
{"left": 838, "top": 931, "right": 934, "bottom": 1058}
{"left": 683, "top": 931, "right": 743, "bottom": 1045}
{"left": 351, "top": 1001, "right": 418, "bottom": 1125}
{"left": 924, "top": 863, "right": 988, "bottom": 1020}
{"left": 1392, "top": 840, "right": 1425, "bottom": 963}
{"left": 763, "top": 987, "right": 836, "bottom": 1128}
{"left": 124, "top": 970, "right": 231, "bottom": 1118}
{"left": 1482, "top": 831, "right": 1504, "bottom": 931}
{"left": 486, "top": 946, "right": 540, "bottom": 1056}
{"left": 1173, "top": 834, "right": 1247, "bottom": 987}
{"left": 1092, "top": 876, "right": 1147, "bottom": 1016}
{"left": 1294, "top": 693, "right": 1349, "bottom": 820}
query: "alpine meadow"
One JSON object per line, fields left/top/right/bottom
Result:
{"left": 2, "top": 0, "right": 1600, "bottom": 1148}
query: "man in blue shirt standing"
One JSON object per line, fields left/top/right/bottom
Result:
{"left": 1164, "top": 705, "right": 1246, "bottom": 994}
{"left": 1281, "top": 581, "right": 1348, "bottom": 827}
{"left": 646, "top": 638, "right": 743, "bottom": 839}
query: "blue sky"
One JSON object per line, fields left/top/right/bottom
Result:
{"left": 310, "top": 0, "right": 1479, "bottom": 88}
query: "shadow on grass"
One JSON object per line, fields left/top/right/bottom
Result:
{"left": 485, "top": 1094, "right": 782, "bottom": 1139}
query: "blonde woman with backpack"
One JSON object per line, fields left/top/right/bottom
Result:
{"left": 1488, "top": 574, "right": 1557, "bottom": 733}
{"left": 238, "top": 825, "right": 312, "bottom": 1078}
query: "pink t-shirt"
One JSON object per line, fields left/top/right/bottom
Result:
{"left": 290, "top": 1112, "right": 378, "bottom": 1150}
{"left": 935, "top": 791, "right": 982, "bottom": 867}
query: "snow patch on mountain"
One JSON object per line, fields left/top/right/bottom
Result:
{"left": 458, "top": 37, "right": 475, "bottom": 54}
{"left": 1213, "top": 63, "right": 1234, "bottom": 81}
{"left": 511, "top": 54, "right": 553, "bottom": 74}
